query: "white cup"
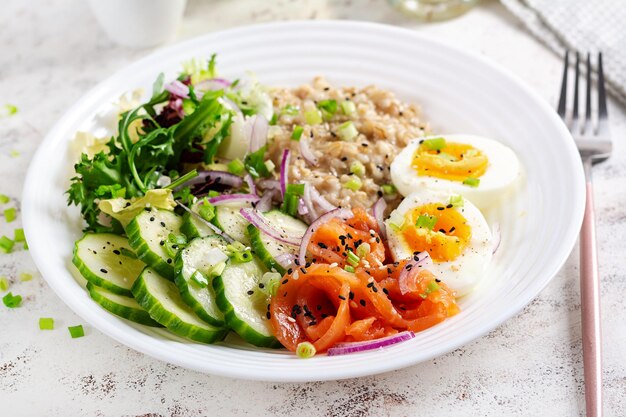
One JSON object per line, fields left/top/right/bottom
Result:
{"left": 88, "top": 0, "right": 188, "bottom": 48}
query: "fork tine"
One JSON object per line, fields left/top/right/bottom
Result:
{"left": 557, "top": 50, "right": 569, "bottom": 118}
{"left": 584, "top": 53, "right": 592, "bottom": 135}
{"left": 597, "top": 52, "right": 608, "bottom": 124}
{"left": 573, "top": 52, "right": 580, "bottom": 130}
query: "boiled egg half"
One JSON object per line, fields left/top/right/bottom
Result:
{"left": 385, "top": 189, "right": 492, "bottom": 296}
{"left": 390, "top": 134, "right": 520, "bottom": 209}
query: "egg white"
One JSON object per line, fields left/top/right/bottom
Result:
{"left": 385, "top": 189, "right": 492, "bottom": 296}
{"left": 390, "top": 134, "right": 520, "bottom": 210}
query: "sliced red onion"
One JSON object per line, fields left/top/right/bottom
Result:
{"left": 308, "top": 184, "right": 337, "bottom": 213}
{"left": 301, "top": 183, "right": 319, "bottom": 221}
{"left": 207, "top": 193, "right": 260, "bottom": 206}
{"left": 299, "top": 134, "right": 318, "bottom": 166}
{"left": 194, "top": 78, "right": 231, "bottom": 93}
{"left": 371, "top": 197, "right": 387, "bottom": 240}
{"left": 165, "top": 80, "right": 190, "bottom": 99}
{"left": 175, "top": 201, "right": 234, "bottom": 243}
{"left": 275, "top": 253, "right": 296, "bottom": 269}
{"left": 255, "top": 189, "right": 276, "bottom": 212}
{"left": 247, "top": 115, "right": 269, "bottom": 154}
{"left": 244, "top": 174, "right": 257, "bottom": 195}
{"left": 327, "top": 331, "right": 415, "bottom": 356}
{"left": 258, "top": 179, "right": 280, "bottom": 190}
{"left": 297, "top": 198, "right": 309, "bottom": 216}
{"left": 298, "top": 208, "right": 354, "bottom": 266}
{"left": 280, "top": 148, "right": 290, "bottom": 198}
{"left": 240, "top": 208, "right": 301, "bottom": 246}
{"left": 491, "top": 223, "right": 501, "bottom": 254}
{"left": 175, "top": 170, "right": 243, "bottom": 191}
{"left": 398, "top": 252, "right": 433, "bottom": 295}
{"left": 170, "top": 98, "right": 184, "bottom": 118}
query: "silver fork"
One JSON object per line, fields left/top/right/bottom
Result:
{"left": 557, "top": 51, "right": 611, "bottom": 417}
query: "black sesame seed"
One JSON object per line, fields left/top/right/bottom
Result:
{"left": 435, "top": 279, "right": 441, "bottom": 283}
{"left": 247, "top": 290, "right": 254, "bottom": 295}
{"left": 439, "top": 229, "right": 446, "bottom": 233}
{"left": 382, "top": 288, "right": 389, "bottom": 295}
{"left": 366, "top": 282, "right": 374, "bottom": 288}
{"left": 449, "top": 227, "right": 456, "bottom": 233}
{"left": 349, "top": 291, "right": 355, "bottom": 300}
{"left": 167, "top": 258, "right": 172, "bottom": 264}
{"left": 159, "top": 240, "right": 165, "bottom": 246}
{"left": 372, "top": 286, "right": 378, "bottom": 293}
{"left": 259, "top": 283, "right": 265, "bottom": 289}
{"left": 446, "top": 204, "right": 453, "bottom": 209}
{"left": 160, "top": 221, "right": 166, "bottom": 227}
{"left": 436, "top": 206, "right": 445, "bottom": 211}
{"left": 113, "top": 249, "right": 121, "bottom": 255}
{"left": 338, "top": 295, "right": 346, "bottom": 300}
{"left": 266, "top": 312, "right": 271, "bottom": 319}
{"left": 287, "top": 268, "right": 293, "bottom": 275}
{"left": 359, "top": 299, "right": 366, "bottom": 307}
{"left": 144, "top": 207, "right": 151, "bottom": 212}
{"left": 317, "top": 242, "right": 328, "bottom": 249}
{"left": 100, "top": 268, "right": 108, "bottom": 274}
{"left": 282, "top": 279, "right": 289, "bottom": 284}
{"left": 341, "top": 156, "right": 348, "bottom": 162}
{"left": 149, "top": 217, "right": 155, "bottom": 222}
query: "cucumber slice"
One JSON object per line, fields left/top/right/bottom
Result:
{"left": 212, "top": 205, "right": 250, "bottom": 244}
{"left": 180, "top": 201, "right": 215, "bottom": 239}
{"left": 126, "top": 209, "right": 183, "bottom": 280}
{"left": 72, "top": 233, "right": 145, "bottom": 296}
{"left": 87, "top": 282, "right": 161, "bottom": 327}
{"left": 247, "top": 211, "right": 307, "bottom": 274}
{"left": 174, "top": 236, "right": 228, "bottom": 326}
{"left": 214, "top": 258, "right": 280, "bottom": 348}
{"left": 132, "top": 268, "right": 228, "bottom": 344}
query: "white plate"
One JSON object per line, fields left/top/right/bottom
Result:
{"left": 22, "top": 21, "right": 584, "bottom": 382}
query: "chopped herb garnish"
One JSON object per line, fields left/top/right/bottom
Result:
{"left": 344, "top": 265, "right": 355, "bottom": 273}
{"left": 381, "top": 184, "right": 397, "bottom": 195}
{"left": 463, "top": 177, "right": 480, "bottom": 187}
{"left": 19, "top": 272, "right": 33, "bottom": 282}
{"left": 349, "top": 161, "right": 365, "bottom": 177}
{"left": 346, "top": 250, "right": 360, "bottom": 267}
{"left": 0, "top": 276, "right": 9, "bottom": 291}
{"left": 0, "top": 235, "right": 14, "bottom": 253}
{"left": 296, "top": 341, "right": 316, "bottom": 359}
{"left": 68, "top": 325, "right": 85, "bottom": 338}
{"left": 0, "top": 194, "right": 9, "bottom": 204}
{"left": 227, "top": 158, "right": 245, "bottom": 175}
{"left": 344, "top": 176, "right": 362, "bottom": 191}
{"left": 317, "top": 99, "right": 337, "bottom": 120}
{"left": 304, "top": 109, "right": 323, "bottom": 125}
{"left": 341, "top": 100, "right": 356, "bottom": 116}
{"left": 4, "top": 207, "right": 16, "bottom": 223}
{"left": 415, "top": 214, "right": 437, "bottom": 230}
{"left": 198, "top": 200, "right": 216, "bottom": 222}
{"left": 291, "top": 125, "right": 304, "bottom": 141}
{"left": 1, "top": 104, "right": 18, "bottom": 117}
{"left": 2, "top": 292, "right": 22, "bottom": 308}
{"left": 421, "top": 137, "right": 446, "bottom": 151}
{"left": 190, "top": 270, "right": 209, "bottom": 288}
{"left": 39, "top": 317, "right": 54, "bottom": 330}
{"left": 244, "top": 145, "right": 271, "bottom": 178}
{"left": 14, "top": 228, "right": 25, "bottom": 242}
{"left": 337, "top": 121, "right": 358, "bottom": 141}
{"left": 449, "top": 195, "right": 464, "bottom": 208}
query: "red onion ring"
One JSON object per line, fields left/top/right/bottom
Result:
{"left": 371, "top": 197, "right": 387, "bottom": 240}
{"left": 491, "top": 223, "right": 501, "bottom": 254}
{"left": 398, "top": 252, "right": 433, "bottom": 296}
{"left": 255, "top": 189, "right": 276, "bottom": 212}
{"left": 194, "top": 78, "right": 231, "bottom": 93}
{"left": 244, "top": 174, "right": 257, "bottom": 195}
{"left": 207, "top": 193, "right": 260, "bottom": 206}
{"left": 274, "top": 253, "right": 296, "bottom": 269}
{"left": 308, "top": 184, "right": 337, "bottom": 213}
{"left": 327, "top": 331, "right": 415, "bottom": 356}
{"left": 258, "top": 179, "right": 280, "bottom": 190}
{"left": 240, "top": 208, "right": 301, "bottom": 246}
{"left": 280, "top": 149, "right": 290, "bottom": 198}
{"left": 299, "top": 134, "right": 318, "bottom": 166}
{"left": 165, "top": 80, "right": 190, "bottom": 99}
{"left": 298, "top": 208, "right": 354, "bottom": 266}
{"left": 301, "top": 183, "right": 319, "bottom": 221}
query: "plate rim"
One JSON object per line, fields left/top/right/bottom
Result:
{"left": 21, "top": 19, "right": 585, "bottom": 382}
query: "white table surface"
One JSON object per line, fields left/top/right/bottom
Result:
{"left": 1, "top": 0, "right": 625, "bottom": 416}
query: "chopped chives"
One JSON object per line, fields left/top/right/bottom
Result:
{"left": 317, "top": 99, "right": 338, "bottom": 119}
{"left": 19, "top": 272, "right": 33, "bottom": 282}
{"left": 341, "top": 100, "right": 356, "bottom": 116}
{"left": 1, "top": 104, "right": 18, "bottom": 117}
{"left": 4, "top": 207, "right": 16, "bottom": 223}
{"left": 438, "top": 152, "right": 457, "bottom": 162}
{"left": 10, "top": 150, "right": 20, "bottom": 158}
{"left": 346, "top": 250, "right": 360, "bottom": 267}
{"left": 68, "top": 325, "right": 85, "bottom": 338}
{"left": 227, "top": 158, "right": 245, "bottom": 175}
{"left": 296, "top": 341, "right": 316, "bottom": 359}
{"left": 421, "top": 137, "right": 446, "bottom": 151}
{"left": 39, "top": 317, "right": 54, "bottom": 330}
{"left": 2, "top": 292, "right": 22, "bottom": 308}
{"left": 0, "top": 235, "right": 14, "bottom": 253}
{"left": 304, "top": 109, "right": 323, "bottom": 125}
{"left": 0, "top": 194, "right": 9, "bottom": 204}
{"left": 349, "top": 161, "right": 365, "bottom": 177}
{"left": 343, "top": 176, "right": 362, "bottom": 191}
{"left": 198, "top": 201, "right": 216, "bottom": 222}
{"left": 337, "top": 121, "right": 358, "bottom": 141}
{"left": 427, "top": 280, "right": 440, "bottom": 293}
{"left": 0, "top": 276, "right": 9, "bottom": 291}
{"left": 14, "top": 228, "right": 25, "bottom": 242}
{"left": 356, "top": 242, "right": 371, "bottom": 258}
{"left": 286, "top": 183, "right": 305, "bottom": 196}
{"left": 290, "top": 125, "right": 304, "bottom": 141}
{"left": 282, "top": 104, "right": 299, "bottom": 116}
{"left": 463, "top": 177, "right": 480, "bottom": 188}
{"left": 415, "top": 214, "right": 438, "bottom": 230}
{"left": 344, "top": 265, "right": 355, "bottom": 273}
{"left": 381, "top": 184, "right": 397, "bottom": 195}
{"left": 190, "top": 270, "right": 209, "bottom": 288}
{"left": 448, "top": 195, "right": 464, "bottom": 208}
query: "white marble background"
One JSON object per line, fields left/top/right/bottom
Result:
{"left": 1, "top": 0, "right": 625, "bottom": 416}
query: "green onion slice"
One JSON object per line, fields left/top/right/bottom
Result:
{"left": 415, "top": 214, "right": 437, "bottom": 230}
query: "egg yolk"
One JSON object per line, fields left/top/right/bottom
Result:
{"left": 400, "top": 203, "right": 471, "bottom": 263}
{"left": 412, "top": 141, "right": 488, "bottom": 182}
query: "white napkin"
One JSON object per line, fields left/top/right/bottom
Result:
{"left": 500, "top": 0, "right": 626, "bottom": 105}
